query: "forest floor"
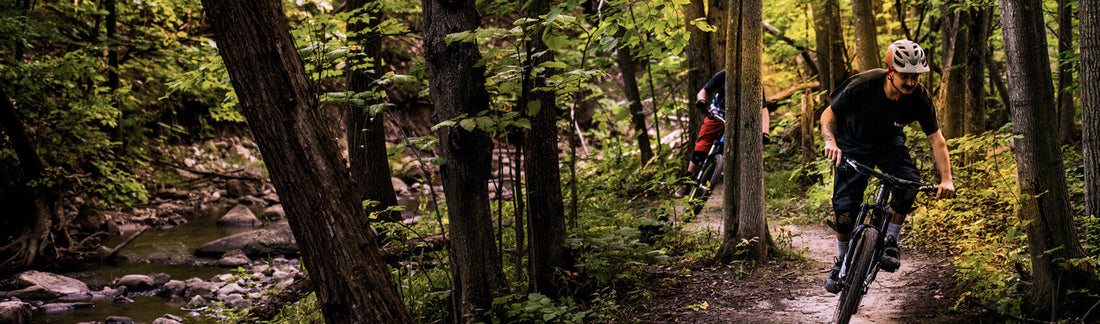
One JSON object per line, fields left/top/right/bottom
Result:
{"left": 639, "top": 184, "right": 990, "bottom": 323}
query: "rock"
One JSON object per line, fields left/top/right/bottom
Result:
{"left": 57, "top": 291, "right": 93, "bottom": 301}
{"left": 262, "top": 193, "right": 280, "bottom": 204}
{"left": 113, "top": 295, "right": 134, "bottom": 304}
{"left": 184, "top": 281, "right": 219, "bottom": 299}
{"left": 0, "top": 301, "right": 31, "bottom": 324}
{"left": 262, "top": 205, "right": 285, "bottom": 220}
{"left": 216, "top": 283, "right": 247, "bottom": 296}
{"left": 237, "top": 195, "right": 266, "bottom": 206}
{"left": 92, "top": 286, "right": 124, "bottom": 298}
{"left": 216, "top": 251, "right": 251, "bottom": 268}
{"left": 16, "top": 270, "right": 89, "bottom": 296}
{"left": 152, "top": 273, "right": 171, "bottom": 286}
{"left": 112, "top": 275, "right": 155, "bottom": 292}
{"left": 217, "top": 205, "right": 262, "bottom": 227}
{"left": 212, "top": 274, "right": 233, "bottom": 282}
{"left": 391, "top": 177, "right": 410, "bottom": 195}
{"left": 158, "top": 280, "right": 186, "bottom": 297}
{"left": 7, "top": 286, "right": 59, "bottom": 300}
{"left": 106, "top": 315, "right": 134, "bottom": 324}
{"left": 219, "top": 293, "right": 251, "bottom": 309}
{"left": 195, "top": 221, "right": 297, "bottom": 258}
{"left": 185, "top": 295, "right": 208, "bottom": 309}
{"left": 37, "top": 302, "right": 94, "bottom": 313}
{"left": 152, "top": 314, "right": 184, "bottom": 324}
{"left": 155, "top": 189, "right": 190, "bottom": 200}
{"left": 225, "top": 179, "right": 256, "bottom": 198}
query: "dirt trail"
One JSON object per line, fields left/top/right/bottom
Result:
{"left": 642, "top": 184, "right": 976, "bottom": 323}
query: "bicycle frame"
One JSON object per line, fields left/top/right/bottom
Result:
{"left": 833, "top": 157, "right": 934, "bottom": 324}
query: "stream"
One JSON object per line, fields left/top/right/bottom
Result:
{"left": 30, "top": 203, "right": 267, "bottom": 324}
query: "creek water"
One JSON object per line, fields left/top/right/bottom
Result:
{"left": 30, "top": 203, "right": 266, "bottom": 323}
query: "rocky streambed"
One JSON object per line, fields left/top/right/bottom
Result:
{"left": 0, "top": 184, "right": 305, "bottom": 324}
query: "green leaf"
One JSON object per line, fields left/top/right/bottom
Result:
{"left": 512, "top": 118, "right": 531, "bottom": 129}
{"left": 459, "top": 118, "right": 477, "bottom": 131}
{"left": 527, "top": 100, "right": 541, "bottom": 117}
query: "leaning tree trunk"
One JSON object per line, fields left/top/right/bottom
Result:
{"left": 346, "top": 0, "right": 400, "bottom": 222}
{"left": 1082, "top": 0, "right": 1100, "bottom": 250}
{"left": 0, "top": 88, "right": 54, "bottom": 270}
{"left": 1057, "top": 0, "right": 1076, "bottom": 145}
{"left": 201, "top": 1, "right": 413, "bottom": 322}
{"left": 851, "top": 0, "right": 880, "bottom": 72}
{"left": 999, "top": 0, "right": 1098, "bottom": 317}
{"left": 616, "top": 41, "right": 654, "bottom": 163}
{"left": 938, "top": 5, "right": 969, "bottom": 140}
{"left": 522, "top": 0, "right": 571, "bottom": 298}
{"left": 718, "top": 0, "right": 770, "bottom": 262}
{"left": 421, "top": 0, "right": 503, "bottom": 321}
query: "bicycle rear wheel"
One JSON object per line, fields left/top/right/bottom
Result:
{"left": 687, "top": 155, "right": 722, "bottom": 216}
{"left": 834, "top": 228, "right": 878, "bottom": 324}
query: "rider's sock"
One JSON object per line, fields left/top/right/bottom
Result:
{"left": 837, "top": 239, "right": 850, "bottom": 260}
{"left": 887, "top": 223, "right": 902, "bottom": 240}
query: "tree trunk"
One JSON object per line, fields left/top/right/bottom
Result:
{"left": 710, "top": 0, "right": 729, "bottom": 68}
{"left": 718, "top": 0, "right": 770, "bottom": 262}
{"left": 105, "top": 0, "right": 123, "bottom": 150}
{"left": 851, "top": 0, "right": 880, "bottom": 72}
{"left": 938, "top": 5, "right": 969, "bottom": 140}
{"left": 964, "top": 8, "right": 990, "bottom": 137}
{"left": 346, "top": 0, "right": 399, "bottom": 223}
{"left": 201, "top": 1, "right": 413, "bottom": 323}
{"left": 616, "top": 42, "right": 654, "bottom": 163}
{"left": 522, "top": 0, "right": 571, "bottom": 297}
{"left": 421, "top": 0, "right": 503, "bottom": 321}
{"left": 801, "top": 92, "right": 816, "bottom": 165}
{"left": 998, "top": 0, "right": 1098, "bottom": 317}
{"left": 0, "top": 88, "right": 54, "bottom": 270}
{"left": 1057, "top": 0, "right": 1076, "bottom": 145}
{"left": 684, "top": 0, "right": 713, "bottom": 157}
{"left": 813, "top": 0, "right": 848, "bottom": 93}
{"left": 1082, "top": 0, "right": 1100, "bottom": 250}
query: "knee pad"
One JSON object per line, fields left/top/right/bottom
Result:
{"left": 832, "top": 210, "right": 858, "bottom": 235}
{"left": 690, "top": 151, "right": 708, "bottom": 164}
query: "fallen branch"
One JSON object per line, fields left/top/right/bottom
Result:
{"left": 151, "top": 160, "right": 262, "bottom": 181}
{"left": 241, "top": 275, "right": 314, "bottom": 323}
{"left": 99, "top": 227, "right": 146, "bottom": 261}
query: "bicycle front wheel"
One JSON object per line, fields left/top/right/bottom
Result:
{"left": 834, "top": 228, "right": 878, "bottom": 324}
{"left": 687, "top": 155, "right": 722, "bottom": 216}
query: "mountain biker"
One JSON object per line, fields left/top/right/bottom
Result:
{"left": 820, "top": 40, "right": 956, "bottom": 293}
{"left": 674, "top": 69, "right": 775, "bottom": 198}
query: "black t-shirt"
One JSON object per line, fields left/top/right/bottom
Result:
{"left": 703, "top": 70, "right": 726, "bottom": 109}
{"left": 829, "top": 69, "right": 938, "bottom": 156}
{"left": 702, "top": 69, "right": 776, "bottom": 114}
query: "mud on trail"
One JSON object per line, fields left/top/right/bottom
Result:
{"left": 639, "top": 185, "right": 985, "bottom": 323}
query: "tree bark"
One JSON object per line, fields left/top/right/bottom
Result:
{"left": 1057, "top": 0, "right": 1076, "bottom": 144}
{"left": 813, "top": 0, "right": 848, "bottom": 94}
{"left": 851, "top": 0, "right": 880, "bottom": 71}
{"left": 684, "top": 0, "right": 713, "bottom": 157}
{"left": 1082, "top": 0, "right": 1100, "bottom": 247}
{"left": 938, "top": 5, "right": 969, "bottom": 140}
{"left": 998, "top": 0, "right": 1098, "bottom": 317}
{"left": 0, "top": 88, "right": 54, "bottom": 270}
{"left": 421, "top": 0, "right": 503, "bottom": 321}
{"left": 616, "top": 41, "right": 654, "bottom": 163}
{"left": 522, "top": 0, "right": 571, "bottom": 297}
{"left": 201, "top": 1, "right": 413, "bottom": 322}
{"left": 718, "top": 0, "right": 770, "bottom": 262}
{"left": 801, "top": 92, "right": 816, "bottom": 165}
{"left": 346, "top": 0, "right": 400, "bottom": 222}
{"left": 964, "top": 8, "right": 990, "bottom": 137}
{"left": 710, "top": 0, "right": 729, "bottom": 68}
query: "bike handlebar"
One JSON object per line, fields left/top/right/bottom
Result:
{"left": 842, "top": 157, "right": 936, "bottom": 193}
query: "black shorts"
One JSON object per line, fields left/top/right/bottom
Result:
{"left": 831, "top": 148, "right": 921, "bottom": 233}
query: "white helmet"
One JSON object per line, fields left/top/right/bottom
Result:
{"left": 885, "top": 40, "right": 929, "bottom": 73}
